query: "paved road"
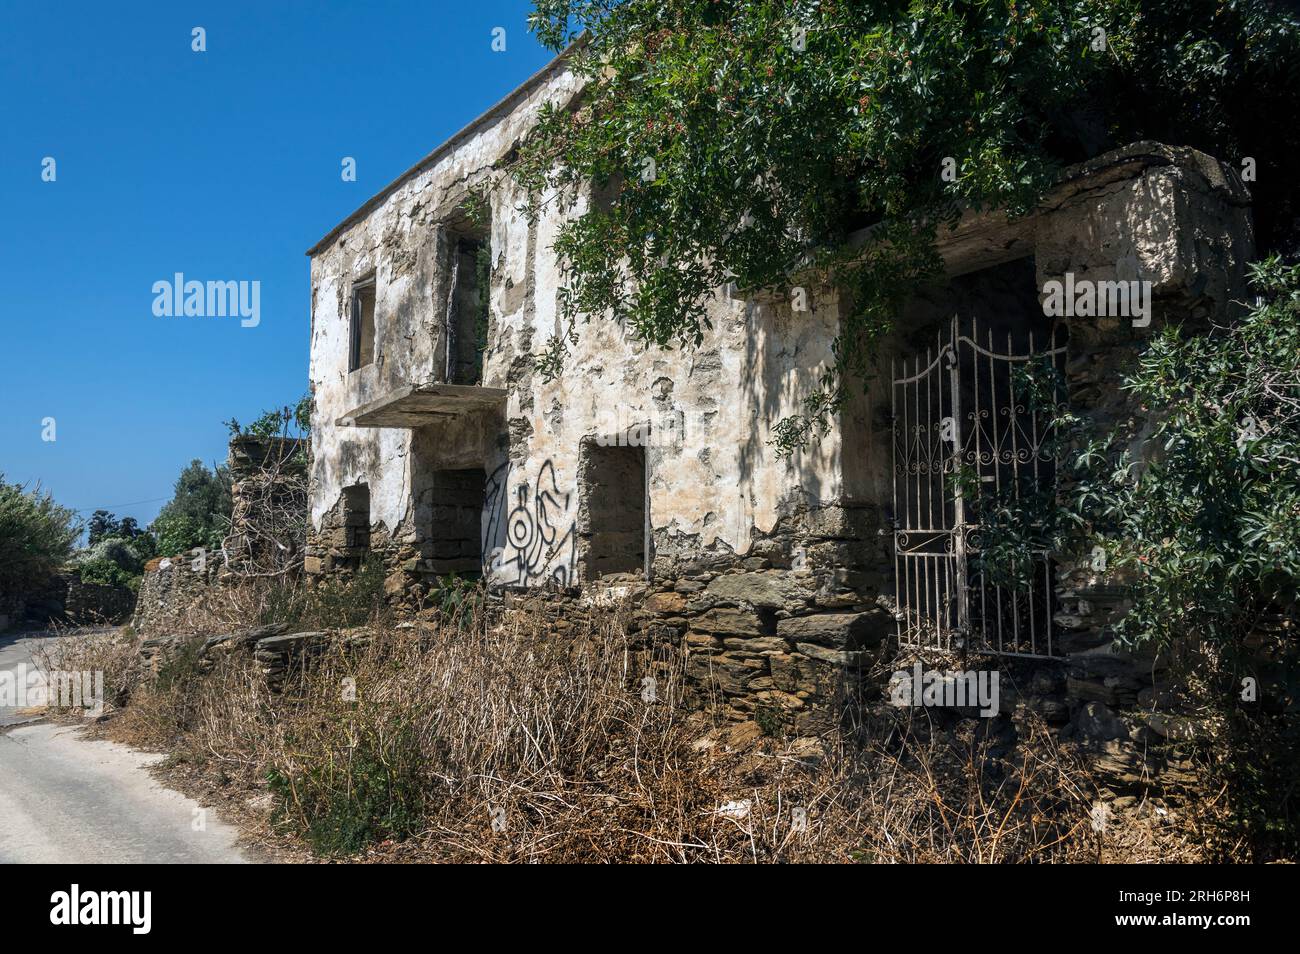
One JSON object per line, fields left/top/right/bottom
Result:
{"left": 0, "top": 629, "right": 56, "bottom": 729}
{"left": 0, "top": 630, "right": 255, "bottom": 864}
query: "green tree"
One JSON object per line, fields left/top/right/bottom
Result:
{"left": 151, "top": 460, "right": 232, "bottom": 556}
{"left": 0, "top": 476, "right": 80, "bottom": 600}
{"left": 72, "top": 537, "right": 146, "bottom": 590}
{"left": 517, "top": 0, "right": 1300, "bottom": 450}
{"left": 87, "top": 509, "right": 121, "bottom": 546}
{"left": 1070, "top": 257, "right": 1300, "bottom": 650}
{"left": 1037, "top": 257, "right": 1300, "bottom": 859}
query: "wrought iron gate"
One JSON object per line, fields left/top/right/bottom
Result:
{"left": 891, "top": 316, "right": 1066, "bottom": 657}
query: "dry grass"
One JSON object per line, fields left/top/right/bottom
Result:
{"left": 34, "top": 590, "right": 1236, "bottom": 863}
{"left": 32, "top": 623, "right": 145, "bottom": 711}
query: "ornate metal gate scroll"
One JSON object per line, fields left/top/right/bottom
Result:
{"left": 891, "top": 316, "right": 1066, "bottom": 657}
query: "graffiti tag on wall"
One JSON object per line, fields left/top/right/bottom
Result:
{"left": 484, "top": 460, "right": 577, "bottom": 587}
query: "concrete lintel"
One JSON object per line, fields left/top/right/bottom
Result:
{"left": 337, "top": 383, "right": 507, "bottom": 428}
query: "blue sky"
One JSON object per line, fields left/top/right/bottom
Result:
{"left": 0, "top": 0, "right": 553, "bottom": 530}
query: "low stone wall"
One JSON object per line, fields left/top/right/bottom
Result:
{"left": 65, "top": 576, "right": 136, "bottom": 625}
{"left": 510, "top": 559, "right": 892, "bottom": 733}
{"left": 127, "top": 558, "right": 1291, "bottom": 815}
{"left": 513, "top": 567, "right": 1247, "bottom": 804}
{"left": 131, "top": 556, "right": 222, "bottom": 633}
{"left": 3, "top": 572, "right": 73, "bottom": 628}
{"left": 659, "top": 570, "right": 890, "bottom": 731}
{"left": 2, "top": 572, "right": 135, "bottom": 629}
{"left": 140, "top": 622, "right": 327, "bottom": 688}
{"left": 138, "top": 621, "right": 397, "bottom": 705}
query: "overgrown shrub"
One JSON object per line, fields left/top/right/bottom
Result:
{"left": 0, "top": 475, "right": 79, "bottom": 603}
{"left": 256, "top": 555, "right": 389, "bottom": 630}
{"left": 990, "top": 257, "right": 1300, "bottom": 859}
{"left": 71, "top": 536, "right": 147, "bottom": 591}
{"left": 268, "top": 721, "right": 428, "bottom": 856}
{"left": 224, "top": 393, "right": 311, "bottom": 443}
{"left": 34, "top": 626, "right": 144, "bottom": 714}
{"left": 1069, "top": 257, "right": 1300, "bottom": 650}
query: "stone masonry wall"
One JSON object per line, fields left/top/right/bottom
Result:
{"left": 130, "top": 555, "right": 223, "bottom": 633}
{"left": 65, "top": 576, "right": 135, "bottom": 625}
{"left": 305, "top": 65, "right": 1258, "bottom": 800}
{"left": 307, "top": 51, "right": 851, "bottom": 602}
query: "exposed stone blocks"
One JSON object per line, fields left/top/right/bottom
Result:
{"left": 300, "top": 62, "right": 1261, "bottom": 797}
{"left": 425, "top": 468, "right": 486, "bottom": 575}
{"left": 131, "top": 555, "right": 223, "bottom": 634}
{"left": 613, "top": 561, "right": 892, "bottom": 729}
{"left": 65, "top": 577, "right": 135, "bottom": 625}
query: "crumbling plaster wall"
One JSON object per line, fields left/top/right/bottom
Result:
{"left": 305, "top": 68, "right": 1259, "bottom": 745}
{"left": 308, "top": 61, "right": 855, "bottom": 590}
{"left": 484, "top": 171, "right": 849, "bottom": 587}
{"left": 307, "top": 65, "right": 583, "bottom": 572}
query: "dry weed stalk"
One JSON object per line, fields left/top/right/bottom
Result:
{"left": 222, "top": 436, "right": 308, "bottom": 580}
{"left": 34, "top": 590, "right": 1232, "bottom": 863}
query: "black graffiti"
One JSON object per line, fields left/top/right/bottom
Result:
{"left": 484, "top": 459, "right": 577, "bottom": 587}
{"left": 483, "top": 461, "right": 509, "bottom": 562}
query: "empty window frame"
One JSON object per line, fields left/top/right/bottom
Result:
{"left": 341, "top": 483, "right": 370, "bottom": 551}
{"left": 444, "top": 237, "right": 488, "bottom": 386}
{"left": 349, "top": 277, "right": 377, "bottom": 372}
{"left": 579, "top": 442, "right": 648, "bottom": 579}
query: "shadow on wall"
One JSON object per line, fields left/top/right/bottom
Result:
{"left": 737, "top": 293, "right": 832, "bottom": 520}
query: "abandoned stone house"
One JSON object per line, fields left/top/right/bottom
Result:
{"left": 303, "top": 49, "right": 1254, "bottom": 731}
